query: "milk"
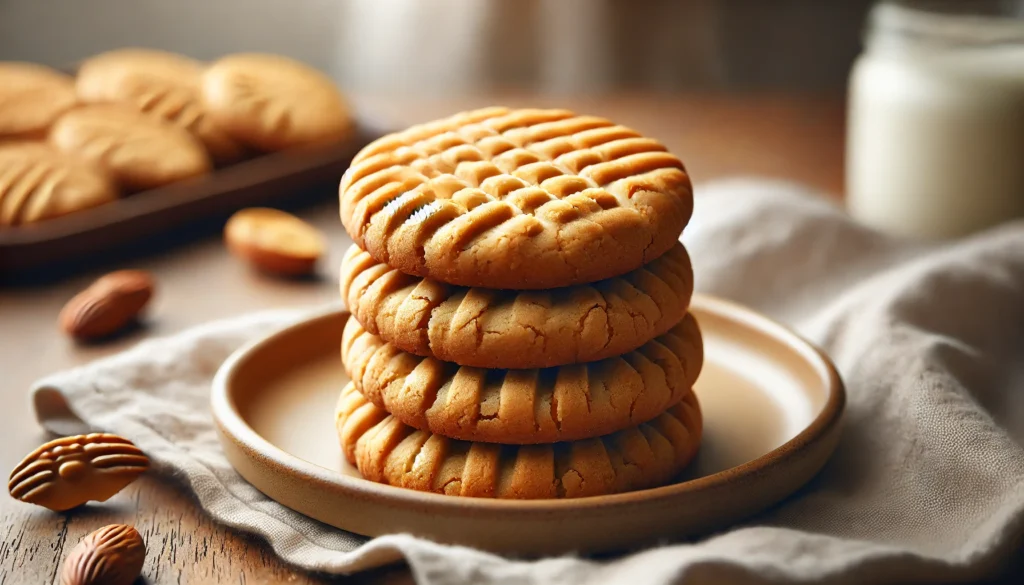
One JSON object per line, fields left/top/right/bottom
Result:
{"left": 846, "top": 8, "right": 1024, "bottom": 239}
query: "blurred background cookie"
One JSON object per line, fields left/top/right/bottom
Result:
{"left": 76, "top": 48, "right": 245, "bottom": 164}
{"left": 0, "top": 62, "right": 77, "bottom": 140}
{"left": 0, "top": 142, "right": 118, "bottom": 226}
{"left": 202, "top": 53, "right": 352, "bottom": 151}
{"left": 50, "top": 104, "right": 211, "bottom": 191}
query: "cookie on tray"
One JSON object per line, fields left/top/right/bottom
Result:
{"left": 0, "top": 143, "right": 118, "bottom": 226}
{"left": 50, "top": 105, "right": 211, "bottom": 191}
{"left": 76, "top": 48, "right": 244, "bottom": 164}
{"left": 0, "top": 62, "right": 77, "bottom": 140}
{"left": 335, "top": 381, "right": 702, "bottom": 499}
{"left": 341, "top": 241, "right": 693, "bottom": 369}
{"left": 339, "top": 107, "right": 693, "bottom": 289}
{"left": 201, "top": 53, "right": 353, "bottom": 151}
{"left": 341, "top": 312, "right": 703, "bottom": 444}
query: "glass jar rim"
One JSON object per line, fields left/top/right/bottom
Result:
{"left": 870, "top": 1, "right": 1024, "bottom": 46}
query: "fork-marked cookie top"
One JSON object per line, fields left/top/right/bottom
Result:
{"left": 50, "top": 105, "right": 211, "bottom": 191}
{"left": 76, "top": 48, "right": 244, "bottom": 164}
{"left": 341, "top": 241, "right": 694, "bottom": 368}
{"left": 339, "top": 107, "right": 693, "bottom": 289}
{"left": 0, "top": 143, "right": 118, "bottom": 226}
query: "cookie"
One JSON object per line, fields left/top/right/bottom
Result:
{"left": 341, "top": 241, "right": 693, "bottom": 369}
{"left": 339, "top": 107, "right": 693, "bottom": 290}
{"left": 201, "top": 53, "right": 353, "bottom": 151}
{"left": 341, "top": 312, "right": 703, "bottom": 444}
{"left": 336, "top": 381, "right": 702, "bottom": 499}
{"left": 76, "top": 48, "right": 244, "bottom": 164}
{"left": 0, "top": 62, "right": 77, "bottom": 140}
{"left": 0, "top": 143, "right": 118, "bottom": 226}
{"left": 50, "top": 105, "right": 211, "bottom": 191}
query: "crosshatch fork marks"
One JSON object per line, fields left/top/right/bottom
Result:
{"left": 339, "top": 107, "right": 693, "bottom": 289}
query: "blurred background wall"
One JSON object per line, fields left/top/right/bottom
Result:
{"left": 0, "top": 0, "right": 872, "bottom": 93}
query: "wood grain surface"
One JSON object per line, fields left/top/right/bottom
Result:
{"left": 0, "top": 92, "right": 860, "bottom": 584}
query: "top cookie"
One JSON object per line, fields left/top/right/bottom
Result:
{"left": 339, "top": 107, "right": 693, "bottom": 289}
{"left": 201, "top": 53, "right": 353, "bottom": 151}
{"left": 76, "top": 48, "right": 244, "bottom": 164}
{"left": 0, "top": 63, "right": 77, "bottom": 140}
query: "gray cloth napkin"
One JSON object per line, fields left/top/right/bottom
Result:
{"left": 32, "top": 179, "right": 1024, "bottom": 584}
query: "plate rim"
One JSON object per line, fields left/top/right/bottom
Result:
{"left": 212, "top": 294, "right": 845, "bottom": 514}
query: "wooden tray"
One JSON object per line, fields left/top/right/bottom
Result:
{"left": 0, "top": 122, "right": 384, "bottom": 277}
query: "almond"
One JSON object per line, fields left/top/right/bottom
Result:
{"left": 224, "top": 207, "right": 324, "bottom": 276}
{"left": 8, "top": 433, "right": 149, "bottom": 511}
{"left": 60, "top": 524, "right": 145, "bottom": 585}
{"left": 59, "top": 270, "right": 154, "bottom": 340}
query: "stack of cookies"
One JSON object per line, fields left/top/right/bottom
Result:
{"left": 335, "top": 107, "right": 702, "bottom": 499}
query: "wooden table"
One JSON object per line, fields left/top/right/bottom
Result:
{"left": 0, "top": 93, "right": 847, "bottom": 584}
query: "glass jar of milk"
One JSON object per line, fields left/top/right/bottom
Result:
{"left": 847, "top": 1, "right": 1024, "bottom": 239}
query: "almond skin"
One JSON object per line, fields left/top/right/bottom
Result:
{"left": 60, "top": 524, "right": 146, "bottom": 585}
{"left": 224, "top": 207, "right": 325, "bottom": 276}
{"left": 59, "top": 270, "right": 154, "bottom": 340}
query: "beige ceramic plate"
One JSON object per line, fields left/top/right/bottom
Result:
{"left": 212, "top": 295, "right": 844, "bottom": 555}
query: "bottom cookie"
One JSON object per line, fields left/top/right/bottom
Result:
{"left": 335, "top": 382, "right": 702, "bottom": 499}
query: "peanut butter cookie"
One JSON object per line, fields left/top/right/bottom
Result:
{"left": 339, "top": 107, "right": 693, "bottom": 289}
{"left": 0, "top": 143, "right": 118, "bottom": 226}
{"left": 0, "top": 62, "right": 77, "bottom": 140}
{"left": 342, "top": 312, "right": 703, "bottom": 444}
{"left": 336, "top": 381, "right": 702, "bottom": 499}
{"left": 50, "top": 105, "right": 211, "bottom": 191}
{"left": 341, "top": 241, "right": 693, "bottom": 368}
{"left": 201, "top": 53, "right": 352, "bottom": 151}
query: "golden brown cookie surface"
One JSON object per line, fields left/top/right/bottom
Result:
{"left": 201, "top": 53, "right": 352, "bottom": 151}
{"left": 342, "top": 312, "right": 703, "bottom": 444}
{"left": 0, "top": 62, "right": 77, "bottom": 140}
{"left": 76, "top": 48, "right": 244, "bottom": 164}
{"left": 50, "top": 105, "right": 211, "bottom": 191}
{"left": 336, "top": 381, "right": 702, "bottom": 499}
{"left": 341, "top": 241, "right": 694, "bottom": 369}
{"left": 339, "top": 107, "right": 693, "bottom": 289}
{"left": 0, "top": 143, "right": 118, "bottom": 226}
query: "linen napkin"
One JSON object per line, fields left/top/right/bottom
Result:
{"left": 32, "top": 179, "right": 1024, "bottom": 584}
